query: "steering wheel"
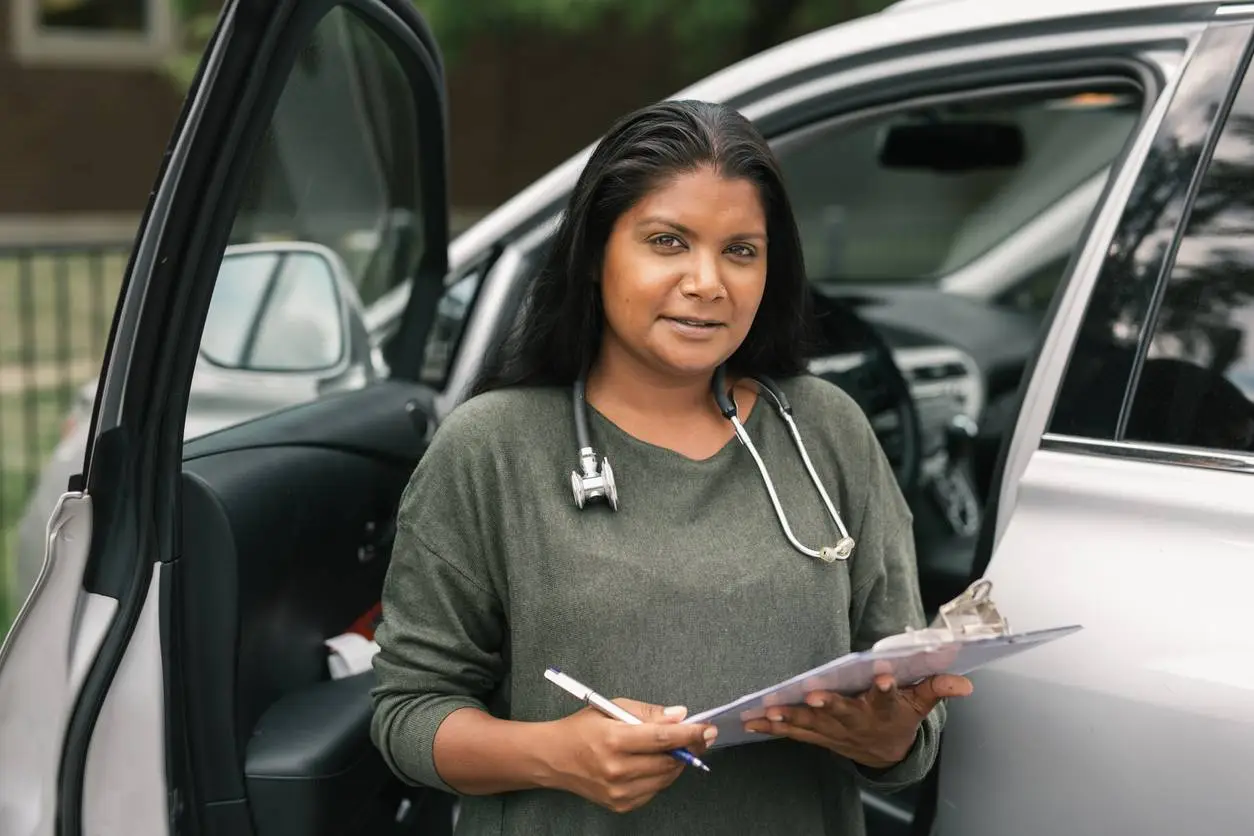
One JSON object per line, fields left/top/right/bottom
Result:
{"left": 809, "top": 293, "right": 922, "bottom": 493}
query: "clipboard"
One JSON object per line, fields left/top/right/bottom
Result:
{"left": 684, "top": 579, "right": 1081, "bottom": 750}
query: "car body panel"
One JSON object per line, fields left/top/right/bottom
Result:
{"left": 937, "top": 446, "right": 1254, "bottom": 835}
{"left": 79, "top": 566, "right": 167, "bottom": 836}
{"left": 0, "top": 495, "right": 103, "bottom": 836}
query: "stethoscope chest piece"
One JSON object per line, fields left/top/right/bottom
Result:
{"left": 571, "top": 448, "right": 618, "bottom": 511}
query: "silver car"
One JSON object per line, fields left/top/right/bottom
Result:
{"left": 3, "top": 0, "right": 1254, "bottom": 834}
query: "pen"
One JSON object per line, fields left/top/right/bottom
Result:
{"left": 544, "top": 667, "right": 711, "bottom": 773}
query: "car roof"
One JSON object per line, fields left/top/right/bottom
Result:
{"left": 448, "top": 0, "right": 1204, "bottom": 269}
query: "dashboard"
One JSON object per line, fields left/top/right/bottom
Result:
{"left": 808, "top": 284, "right": 1044, "bottom": 614}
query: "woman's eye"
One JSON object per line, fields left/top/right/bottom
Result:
{"left": 726, "top": 244, "right": 757, "bottom": 258}
{"left": 651, "top": 234, "right": 683, "bottom": 249}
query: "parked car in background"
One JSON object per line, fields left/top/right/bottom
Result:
{"left": 11, "top": 241, "right": 385, "bottom": 603}
{"left": 4, "top": 1, "right": 1254, "bottom": 835}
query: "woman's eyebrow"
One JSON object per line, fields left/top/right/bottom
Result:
{"left": 636, "top": 216, "right": 695, "bottom": 236}
{"left": 636, "top": 216, "right": 766, "bottom": 242}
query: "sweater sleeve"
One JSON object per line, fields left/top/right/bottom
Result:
{"left": 369, "top": 407, "right": 507, "bottom": 794}
{"left": 845, "top": 408, "right": 946, "bottom": 792}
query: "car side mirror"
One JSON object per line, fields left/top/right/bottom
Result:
{"left": 199, "top": 243, "right": 367, "bottom": 377}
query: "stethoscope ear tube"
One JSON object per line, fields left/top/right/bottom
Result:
{"left": 713, "top": 368, "right": 854, "bottom": 562}
{"left": 571, "top": 378, "right": 619, "bottom": 510}
{"left": 573, "top": 378, "right": 594, "bottom": 452}
{"left": 712, "top": 366, "right": 738, "bottom": 419}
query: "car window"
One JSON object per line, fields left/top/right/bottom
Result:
{"left": 188, "top": 6, "right": 423, "bottom": 440}
{"left": 1122, "top": 63, "right": 1254, "bottom": 454}
{"left": 1047, "top": 27, "right": 1249, "bottom": 442}
{"left": 419, "top": 268, "right": 483, "bottom": 385}
{"left": 227, "top": 7, "right": 423, "bottom": 310}
{"left": 992, "top": 253, "right": 1073, "bottom": 316}
{"left": 774, "top": 84, "right": 1140, "bottom": 300}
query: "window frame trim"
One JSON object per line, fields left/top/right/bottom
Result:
{"left": 10, "top": 0, "right": 178, "bottom": 68}
{"left": 1041, "top": 432, "right": 1254, "bottom": 475}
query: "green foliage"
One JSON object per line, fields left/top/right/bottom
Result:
{"left": 414, "top": 0, "right": 894, "bottom": 68}
{"left": 162, "top": 0, "right": 896, "bottom": 93}
{"left": 164, "top": 10, "right": 219, "bottom": 93}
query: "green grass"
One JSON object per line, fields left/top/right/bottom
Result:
{"left": 0, "top": 249, "right": 126, "bottom": 367}
{"left": 1, "top": 473, "right": 28, "bottom": 641}
{"left": 0, "top": 247, "right": 114, "bottom": 640}
{"left": 0, "top": 386, "right": 73, "bottom": 640}
{"left": 0, "top": 246, "right": 120, "bottom": 632}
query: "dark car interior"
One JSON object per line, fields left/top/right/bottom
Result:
{"left": 178, "top": 382, "right": 449, "bottom": 836}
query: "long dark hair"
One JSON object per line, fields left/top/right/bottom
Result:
{"left": 473, "top": 99, "right": 815, "bottom": 395}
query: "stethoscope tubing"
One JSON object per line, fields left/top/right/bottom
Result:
{"left": 571, "top": 366, "right": 855, "bottom": 562}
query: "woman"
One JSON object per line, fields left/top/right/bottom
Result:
{"left": 370, "top": 99, "right": 973, "bottom": 834}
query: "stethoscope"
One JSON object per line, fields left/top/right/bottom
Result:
{"left": 570, "top": 366, "right": 856, "bottom": 563}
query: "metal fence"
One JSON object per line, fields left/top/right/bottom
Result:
{"left": 1, "top": 242, "right": 129, "bottom": 627}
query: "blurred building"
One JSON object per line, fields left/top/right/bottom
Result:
{"left": 0, "top": 0, "right": 694, "bottom": 246}
{"left": 0, "top": 0, "right": 181, "bottom": 245}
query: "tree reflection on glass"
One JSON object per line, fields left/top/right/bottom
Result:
{"left": 1127, "top": 102, "right": 1254, "bottom": 451}
{"left": 1049, "top": 25, "right": 1254, "bottom": 451}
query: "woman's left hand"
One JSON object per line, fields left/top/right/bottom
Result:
{"left": 742, "top": 673, "right": 974, "bottom": 769}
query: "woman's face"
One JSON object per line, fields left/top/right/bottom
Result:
{"left": 597, "top": 165, "right": 768, "bottom": 381}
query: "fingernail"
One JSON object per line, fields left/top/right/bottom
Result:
{"left": 703, "top": 727, "right": 718, "bottom": 742}
{"left": 663, "top": 705, "right": 687, "bottom": 717}
{"left": 767, "top": 711, "right": 783, "bottom": 722}
{"left": 805, "top": 694, "right": 826, "bottom": 708}
{"left": 878, "top": 679, "right": 893, "bottom": 693}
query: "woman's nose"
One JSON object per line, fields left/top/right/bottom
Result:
{"left": 680, "top": 250, "right": 725, "bottom": 299}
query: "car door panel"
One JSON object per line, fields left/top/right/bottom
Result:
{"left": 938, "top": 449, "right": 1254, "bottom": 836}
{"left": 243, "top": 671, "right": 396, "bottom": 836}
{"left": 176, "top": 381, "right": 447, "bottom": 835}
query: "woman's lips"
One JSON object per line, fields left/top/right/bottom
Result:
{"left": 663, "top": 316, "right": 725, "bottom": 338}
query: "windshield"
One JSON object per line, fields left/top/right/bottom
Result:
{"left": 774, "top": 86, "right": 1141, "bottom": 305}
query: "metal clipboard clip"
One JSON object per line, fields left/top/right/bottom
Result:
{"left": 871, "top": 579, "right": 1010, "bottom": 651}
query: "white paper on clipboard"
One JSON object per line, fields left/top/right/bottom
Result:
{"left": 684, "top": 580, "right": 1082, "bottom": 750}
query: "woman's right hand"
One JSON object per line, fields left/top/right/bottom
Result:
{"left": 542, "top": 699, "right": 717, "bottom": 814}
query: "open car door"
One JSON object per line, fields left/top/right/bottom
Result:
{"left": 0, "top": 0, "right": 451, "bottom": 833}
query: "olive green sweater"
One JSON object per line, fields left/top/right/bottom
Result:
{"left": 370, "top": 375, "right": 943, "bottom": 835}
